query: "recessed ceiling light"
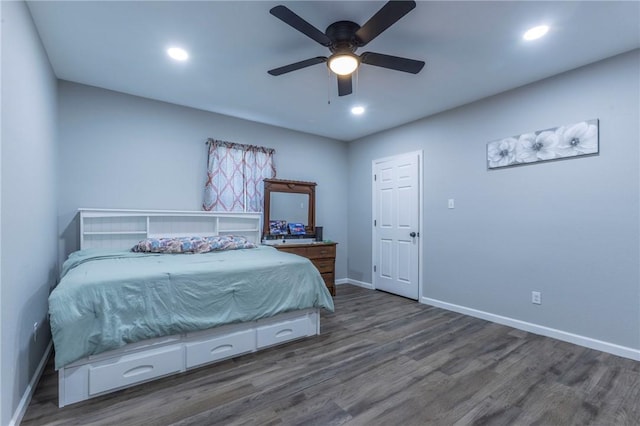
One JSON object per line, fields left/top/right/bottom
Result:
{"left": 167, "top": 47, "right": 189, "bottom": 61}
{"left": 351, "top": 106, "right": 365, "bottom": 115}
{"left": 523, "top": 25, "right": 549, "bottom": 41}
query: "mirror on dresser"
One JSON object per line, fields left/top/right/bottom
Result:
{"left": 262, "top": 178, "right": 337, "bottom": 296}
{"left": 270, "top": 192, "right": 309, "bottom": 226}
{"left": 263, "top": 178, "right": 316, "bottom": 240}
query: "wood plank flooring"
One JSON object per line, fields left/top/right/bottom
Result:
{"left": 22, "top": 285, "right": 640, "bottom": 425}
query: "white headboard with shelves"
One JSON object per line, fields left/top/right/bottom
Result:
{"left": 79, "top": 209, "right": 262, "bottom": 250}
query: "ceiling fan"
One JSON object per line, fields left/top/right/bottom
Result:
{"left": 268, "top": 1, "right": 425, "bottom": 97}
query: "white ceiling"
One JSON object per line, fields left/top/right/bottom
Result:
{"left": 27, "top": 1, "right": 640, "bottom": 141}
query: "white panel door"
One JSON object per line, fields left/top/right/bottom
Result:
{"left": 373, "top": 152, "right": 420, "bottom": 299}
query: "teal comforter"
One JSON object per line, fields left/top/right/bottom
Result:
{"left": 49, "top": 246, "right": 334, "bottom": 369}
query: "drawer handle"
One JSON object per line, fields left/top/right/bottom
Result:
{"left": 123, "top": 365, "right": 154, "bottom": 378}
{"left": 276, "top": 328, "right": 293, "bottom": 337}
{"left": 211, "top": 344, "right": 233, "bottom": 354}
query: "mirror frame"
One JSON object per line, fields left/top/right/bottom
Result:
{"left": 263, "top": 178, "right": 316, "bottom": 239}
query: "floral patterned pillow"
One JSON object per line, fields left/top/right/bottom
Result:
{"left": 132, "top": 235, "right": 257, "bottom": 254}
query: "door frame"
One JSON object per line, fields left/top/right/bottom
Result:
{"left": 371, "top": 150, "right": 424, "bottom": 301}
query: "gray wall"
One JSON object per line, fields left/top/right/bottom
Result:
{"left": 58, "top": 82, "right": 349, "bottom": 278}
{"left": 348, "top": 50, "right": 640, "bottom": 350}
{"left": 1, "top": 1, "right": 59, "bottom": 424}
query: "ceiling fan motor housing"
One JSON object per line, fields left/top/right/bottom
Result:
{"left": 326, "top": 21, "right": 361, "bottom": 53}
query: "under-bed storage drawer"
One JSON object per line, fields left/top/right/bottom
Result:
{"left": 185, "top": 329, "right": 254, "bottom": 368}
{"left": 256, "top": 316, "right": 311, "bottom": 348}
{"left": 88, "top": 346, "right": 182, "bottom": 395}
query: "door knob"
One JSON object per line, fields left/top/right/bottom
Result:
{"left": 409, "top": 232, "right": 417, "bottom": 238}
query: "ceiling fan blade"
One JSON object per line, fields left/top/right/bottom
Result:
{"left": 355, "top": 1, "right": 416, "bottom": 46}
{"left": 337, "top": 74, "right": 352, "bottom": 97}
{"left": 270, "top": 5, "right": 331, "bottom": 46}
{"left": 360, "top": 52, "right": 425, "bottom": 74}
{"left": 268, "top": 57, "right": 327, "bottom": 76}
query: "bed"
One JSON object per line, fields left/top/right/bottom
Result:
{"left": 50, "top": 209, "right": 334, "bottom": 407}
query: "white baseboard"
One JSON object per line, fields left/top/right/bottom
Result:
{"left": 340, "top": 278, "right": 374, "bottom": 290}
{"left": 421, "top": 296, "right": 640, "bottom": 361}
{"left": 10, "top": 340, "right": 53, "bottom": 426}
{"left": 334, "top": 279, "right": 639, "bottom": 360}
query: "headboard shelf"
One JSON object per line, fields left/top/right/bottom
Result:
{"left": 83, "top": 231, "right": 148, "bottom": 235}
{"left": 79, "top": 209, "right": 262, "bottom": 250}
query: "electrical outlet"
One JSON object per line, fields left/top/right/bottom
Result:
{"left": 531, "top": 291, "right": 541, "bottom": 305}
{"left": 448, "top": 199, "right": 455, "bottom": 209}
{"left": 33, "top": 322, "right": 39, "bottom": 342}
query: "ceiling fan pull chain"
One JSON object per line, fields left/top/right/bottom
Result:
{"left": 355, "top": 69, "right": 360, "bottom": 97}
{"left": 327, "top": 67, "right": 332, "bottom": 105}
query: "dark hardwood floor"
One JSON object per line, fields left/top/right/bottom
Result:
{"left": 23, "top": 285, "right": 640, "bottom": 425}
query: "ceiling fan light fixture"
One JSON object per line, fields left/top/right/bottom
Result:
{"left": 328, "top": 54, "right": 359, "bottom": 75}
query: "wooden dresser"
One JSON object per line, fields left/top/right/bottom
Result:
{"left": 274, "top": 242, "right": 337, "bottom": 296}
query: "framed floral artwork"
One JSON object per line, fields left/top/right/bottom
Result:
{"left": 487, "top": 119, "right": 599, "bottom": 169}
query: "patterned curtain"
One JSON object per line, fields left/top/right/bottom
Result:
{"left": 244, "top": 147, "right": 277, "bottom": 212}
{"left": 203, "top": 139, "right": 276, "bottom": 212}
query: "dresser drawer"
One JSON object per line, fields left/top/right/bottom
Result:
{"left": 325, "top": 284, "right": 336, "bottom": 296}
{"left": 311, "top": 258, "right": 334, "bottom": 273}
{"left": 306, "top": 244, "right": 336, "bottom": 259}
{"left": 322, "top": 272, "right": 335, "bottom": 296}
{"left": 273, "top": 242, "right": 337, "bottom": 297}
{"left": 275, "top": 245, "right": 308, "bottom": 257}
{"left": 321, "top": 272, "right": 335, "bottom": 286}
